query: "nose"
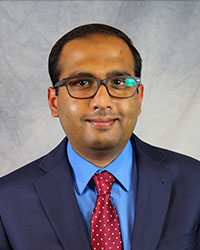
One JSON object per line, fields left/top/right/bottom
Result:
{"left": 90, "top": 84, "right": 113, "bottom": 111}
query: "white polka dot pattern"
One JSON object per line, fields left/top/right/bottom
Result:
{"left": 91, "top": 171, "right": 122, "bottom": 250}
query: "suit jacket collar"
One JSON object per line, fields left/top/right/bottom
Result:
{"left": 131, "top": 135, "right": 172, "bottom": 250}
{"left": 35, "top": 134, "right": 172, "bottom": 250}
{"left": 35, "top": 137, "right": 91, "bottom": 250}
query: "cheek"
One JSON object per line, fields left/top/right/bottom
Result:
{"left": 68, "top": 101, "right": 79, "bottom": 113}
{"left": 119, "top": 98, "right": 139, "bottom": 118}
{"left": 57, "top": 93, "right": 79, "bottom": 128}
{"left": 58, "top": 89, "right": 78, "bottom": 116}
{"left": 59, "top": 102, "right": 79, "bottom": 125}
{"left": 118, "top": 98, "right": 139, "bottom": 130}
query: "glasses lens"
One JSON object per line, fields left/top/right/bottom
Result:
{"left": 68, "top": 77, "right": 97, "bottom": 98}
{"left": 108, "top": 76, "right": 137, "bottom": 97}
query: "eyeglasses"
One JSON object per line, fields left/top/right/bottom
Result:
{"left": 54, "top": 75, "right": 141, "bottom": 99}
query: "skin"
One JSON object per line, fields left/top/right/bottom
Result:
{"left": 48, "top": 34, "right": 144, "bottom": 167}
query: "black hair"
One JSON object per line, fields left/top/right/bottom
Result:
{"left": 48, "top": 23, "right": 142, "bottom": 86}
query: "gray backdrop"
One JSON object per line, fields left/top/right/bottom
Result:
{"left": 0, "top": 1, "right": 200, "bottom": 177}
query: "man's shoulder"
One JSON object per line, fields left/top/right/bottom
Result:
{"left": 132, "top": 134, "right": 200, "bottom": 171}
{"left": 0, "top": 137, "right": 68, "bottom": 193}
{"left": 132, "top": 134, "right": 200, "bottom": 187}
{"left": 0, "top": 157, "right": 45, "bottom": 198}
{"left": 150, "top": 142, "right": 200, "bottom": 178}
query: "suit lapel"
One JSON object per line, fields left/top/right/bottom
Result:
{"left": 131, "top": 135, "right": 173, "bottom": 250}
{"left": 33, "top": 135, "right": 172, "bottom": 250}
{"left": 34, "top": 138, "right": 90, "bottom": 250}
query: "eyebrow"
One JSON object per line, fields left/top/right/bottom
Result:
{"left": 106, "top": 70, "right": 132, "bottom": 78}
{"left": 68, "top": 70, "right": 132, "bottom": 79}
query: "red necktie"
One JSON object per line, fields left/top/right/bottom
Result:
{"left": 91, "top": 171, "right": 123, "bottom": 250}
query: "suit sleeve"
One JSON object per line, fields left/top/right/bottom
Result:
{"left": 0, "top": 216, "right": 12, "bottom": 250}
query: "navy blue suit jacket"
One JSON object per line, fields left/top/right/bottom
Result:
{"left": 0, "top": 134, "right": 200, "bottom": 250}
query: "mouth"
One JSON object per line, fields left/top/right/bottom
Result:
{"left": 86, "top": 118, "right": 118, "bottom": 129}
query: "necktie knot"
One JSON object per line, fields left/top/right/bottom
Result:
{"left": 93, "top": 171, "right": 115, "bottom": 196}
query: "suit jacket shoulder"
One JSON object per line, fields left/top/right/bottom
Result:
{"left": 0, "top": 138, "right": 67, "bottom": 189}
{"left": 131, "top": 134, "right": 200, "bottom": 250}
{"left": 132, "top": 133, "right": 200, "bottom": 171}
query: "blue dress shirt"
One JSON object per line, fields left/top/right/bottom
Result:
{"left": 67, "top": 140, "right": 137, "bottom": 250}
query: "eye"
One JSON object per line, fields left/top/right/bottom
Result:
{"left": 75, "top": 79, "right": 90, "bottom": 86}
{"left": 111, "top": 78, "right": 125, "bottom": 86}
{"left": 69, "top": 78, "right": 92, "bottom": 87}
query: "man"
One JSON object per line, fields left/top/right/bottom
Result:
{"left": 0, "top": 23, "right": 199, "bottom": 250}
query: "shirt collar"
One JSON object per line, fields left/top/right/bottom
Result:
{"left": 67, "top": 140, "right": 134, "bottom": 195}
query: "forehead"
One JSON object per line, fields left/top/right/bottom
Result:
{"left": 58, "top": 34, "right": 135, "bottom": 78}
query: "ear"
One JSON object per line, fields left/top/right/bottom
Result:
{"left": 137, "top": 84, "right": 144, "bottom": 116}
{"left": 48, "top": 87, "right": 59, "bottom": 117}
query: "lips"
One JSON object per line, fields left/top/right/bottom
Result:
{"left": 87, "top": 118, "right": 118, "bottom": 129}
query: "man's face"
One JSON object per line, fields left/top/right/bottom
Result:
{"left": 48, "top": 34, "right": 143, "bottom": 157}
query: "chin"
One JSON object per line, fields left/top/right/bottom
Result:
{"left": 84, "top": 135, "right": 122, "bottom": 151}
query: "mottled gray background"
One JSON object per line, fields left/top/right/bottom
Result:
{"left": 0, "top": 1, "right": 200, "bottom": 177}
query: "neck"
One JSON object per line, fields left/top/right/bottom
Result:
{"left": 69, "top": 142, "right": 127, "bottom": 168}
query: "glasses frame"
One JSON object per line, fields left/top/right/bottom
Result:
{"left": 54, "top": 75, "right": 141, "bottom": 99}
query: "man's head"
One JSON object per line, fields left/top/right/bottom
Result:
{"left": 48, "top": 23, "right": 144, "bottom": 167}
{"left": 48, "top": 23, "right": 142, "bottom": 86}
